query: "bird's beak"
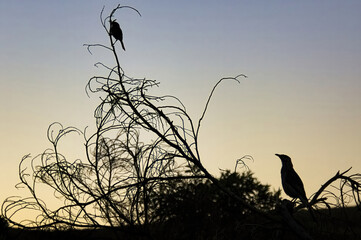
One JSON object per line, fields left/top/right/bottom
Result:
{"left": 275, "top": 154, "right": 280, "bottom": 157}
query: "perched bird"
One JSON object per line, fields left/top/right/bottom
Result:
{"left": 276, "top": 154, "right": 307, "bottom": 203}
{"left": 276, "top": 154, "right": 316, "bottom": 220}
{"left": 109, "top": 20, "right": 126, "bottom": 51}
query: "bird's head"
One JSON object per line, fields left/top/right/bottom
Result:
{"left": 275, "top": 154, "right": 293, "bottom": 168}
{"left": 110, "top": 19, "right": 120, "bottom": 27}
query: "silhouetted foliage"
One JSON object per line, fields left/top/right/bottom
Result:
{"left": 152, "top": 171, "right": 280, "bottom": 222}
{"left": 0, "top": 215, "right": 9, "bottom": 239}
{"left": 149, "top": 170, "right": 281, "bottom": 239}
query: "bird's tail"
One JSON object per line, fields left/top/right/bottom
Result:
{"left": 120, "top": 41, "right": 126, "bottom": 51}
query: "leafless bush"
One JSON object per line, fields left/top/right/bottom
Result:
{"left": 1, "top": 5, "right": 249, "bottom": 230}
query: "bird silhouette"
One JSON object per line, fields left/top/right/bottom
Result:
{"left": 276, "top": 154, "right": 316, "bottom": 220}
{"left": 109, "top": 20, "right": 126, "bottom": 51}
{"left": 276, "top": 154, "right": 307, "bottom": 202}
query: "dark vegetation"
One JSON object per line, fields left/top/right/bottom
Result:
{"left": 1, "top": 5, "right": 361, "bottom": 240}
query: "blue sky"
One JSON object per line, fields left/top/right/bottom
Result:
{"left": 1, "top": 1, "right": 361, "bottom": 218}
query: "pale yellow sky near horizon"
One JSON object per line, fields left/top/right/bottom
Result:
{"left": 1, "top": 0, "right": 361, "bottom": 221}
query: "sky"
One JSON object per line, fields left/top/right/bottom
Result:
{"left": 1, "top": 0, "right": 361, "bottom": 219}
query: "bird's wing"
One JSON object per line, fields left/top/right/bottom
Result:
{"left": 286, "top": 169, "right": 307, "bottom": 200}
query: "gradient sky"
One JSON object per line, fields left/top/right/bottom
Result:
{"left": 1, "top": 0, "right": 361, "bottom": 218}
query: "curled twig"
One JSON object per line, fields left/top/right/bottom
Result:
{"left": 235, "top": 155, "right": 254, "bottom": 172}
